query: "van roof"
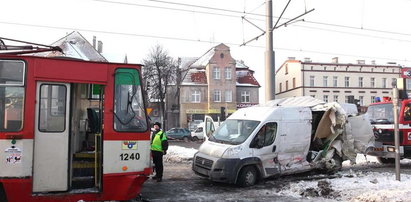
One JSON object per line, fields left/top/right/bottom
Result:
{"left": 228, "top": 105, "right": 311, "bottom": 122}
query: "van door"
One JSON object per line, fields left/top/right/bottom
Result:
{"left": 204, "top": 116, "right": 215, "bottom": 140}
{"left": 33, "top": 83, "right": 70, "bottom": 192}
{"left": 250, "top": 122, "right": 279, "bottom": 176}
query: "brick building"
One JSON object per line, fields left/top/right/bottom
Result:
{"left": 165, "top": 43, "right": 260, "bottom": 130}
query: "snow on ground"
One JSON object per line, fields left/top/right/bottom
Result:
{"left": 164, "top": 145, "right": 197, "bottom": 163}
{"left": 167, "top": 146, "right": 411, "bottom": 201}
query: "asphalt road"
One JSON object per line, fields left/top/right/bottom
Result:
{"left": 137, "top": 141, "right": 411, "bottom": 202}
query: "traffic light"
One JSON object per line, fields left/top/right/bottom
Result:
{"left": 220, "top": 107, "right": 226, "bottom": 121}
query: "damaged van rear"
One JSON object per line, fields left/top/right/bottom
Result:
{"left": 192, "top": 96, "right": 374, "bottom": 187}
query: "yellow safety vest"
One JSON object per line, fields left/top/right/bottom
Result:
{"left": 151, "top": 131, "right": 167, "bottom": 152}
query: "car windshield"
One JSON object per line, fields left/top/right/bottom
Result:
{"left": 209, "top": 119, "right": 260, "bottom": 145}
{"left": 366, "top": 103, "right": 400, "bottom": 124}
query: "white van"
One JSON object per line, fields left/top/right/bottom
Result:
{"left": 191, "top": 121, "right": 222, "bottom": 141}
{"left": 192, "top": 97, "right": 374, "bottom": 187}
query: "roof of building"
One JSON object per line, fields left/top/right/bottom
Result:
{"left": 276, "top": 59, "right": 402, "bottom": 74}
{"left": 236, "top": 70, "right": 260, "bottom": 87}
{"left": 35, "top": 31, "right": 107, "bottom": 62}
{"left": 179, "top": 44, "right": 260, "bottom": 87}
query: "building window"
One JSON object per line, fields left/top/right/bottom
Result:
{"left": 333, "top": 95, "right": 338, "bottom": 102}
{"left": 292, "top": 78, "right": 296, "bottom": 88}
{"left": 371, "top": 77, "right": 375, "bottom": 88}
{"left": 213, "top": 67, "right": 220, "bottom": 80}
{"left": 359, "top": 77, "right": 363, "bottom": 87}
{"left": 225, "top": 67, "right": 231, "bottom": 80}
{"left": 323, "top": 95, "right": 328, "bottom": 103}
{"left": 241, "top": 91, "right": 250, "bottom": 103}
{"left": 345, "top": 77, "right": 350, "bottom": 87}
{"left": 311, "top": 95, "right": 315, "bottom": 98}
{"left": 279, "top": 83, "right": 282, "bottom": 92}
{"left": 191, "top": 90, "right": 200, "bottom": 103}
{"left": 371, "top": 96, "right": 376, "bottom": 103}
{"left": 310, "top": 76, "right": 315, "bottom": 87}
{"left": 286, "top": 80, "right": 289, "bottom": 91}
{"left": 213, "top": 90, "right": 221, "bottom": 102}
{"left": 225, "top": 90, "right": 232, "bottom": 102}
{"left": 333, "top": 76, "right": 337, "bottom": 87}
{"left": 407, "top": 79, "right": 411, "bottom": 90}
{"left": 359, "top": 96, "right": 364, "bottom": 106}
{"left": 345, "top": 96, "right": 350, "bottom": 103}
{"left": 392, "top": 78, "right": 396, "bottom": 88}
{"left": 285, "top": 64, "right": 288, "bottom": 75}
{"left": 323, "top": 76, "right": 328, "bottom": 87}
{"left": 382, "top": 78, "right": 387, "bottom": 88}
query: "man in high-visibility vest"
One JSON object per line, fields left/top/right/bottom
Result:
{"left": 151, "top": 122, "right": 168, "bottom": 182}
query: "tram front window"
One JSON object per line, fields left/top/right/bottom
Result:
{"left": 114, "top": 68, "right": 148, "bottom": 132}
{"left": 0, "top": 60, "right": 25, "bottom": 132}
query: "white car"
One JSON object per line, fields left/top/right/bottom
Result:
{"left": 191, "top": 123, "right": 205, "bottom": 141}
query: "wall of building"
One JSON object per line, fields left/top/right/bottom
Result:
{"left": 276, "top": 59, "right": 401, "bottom": 106}
{"left": 236, "top": 86, "right": 259, "bottom": 106}
{"left": 275, "top": 60, "right": 304, "bottom": 100}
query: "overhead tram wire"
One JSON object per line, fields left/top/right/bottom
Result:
{"left": 91, "top": 0, "right": 411, "bottom": 38}
{"left": 90, "top": 0, "right": 248, "bottom": 19}
{"left": 144, "top": 0, "right": 266, "bottom": 17}
{"left": 0, "top": 20, "right": 409, "bottom": 64}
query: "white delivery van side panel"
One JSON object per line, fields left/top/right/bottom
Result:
{"left": 276, "top": 107, "right": 312, "bottom": 172}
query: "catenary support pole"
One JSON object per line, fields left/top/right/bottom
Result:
{"left": 393, "top": 86, "right": 401, "bottom": 181}
{"left": 265, "top": 0, "right": 275, "bottom": 102}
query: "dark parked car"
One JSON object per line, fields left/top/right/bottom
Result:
{"left": 166, "top": 128, "right": 191, "bottom": 141}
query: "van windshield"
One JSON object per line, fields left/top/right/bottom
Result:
{"left": 209, "top": 119, "right": 260, "bottom": 145}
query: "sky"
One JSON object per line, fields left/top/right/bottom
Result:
{"left": 167, "top": 145, "right": 411, "bottom": 201}
{"left": 2, "top": 0, "right": 411, "bottom": 103}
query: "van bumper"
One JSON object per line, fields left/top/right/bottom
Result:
{"left": 367, "top": 142, "right": 406, "bottom": 158}
{"left": 192, "top": 152, "right": 241, "bottom": 184}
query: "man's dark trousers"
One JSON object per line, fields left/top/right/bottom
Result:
{"left": 152, "top": 150, "right": 164, "bottom": 179}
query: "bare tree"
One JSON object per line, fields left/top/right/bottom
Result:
{"left": 142, "top": 45, "right": 178, "bottom": 128}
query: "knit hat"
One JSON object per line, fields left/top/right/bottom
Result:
{"left": 153, "top": 122, "right": 161, "bottom": 128}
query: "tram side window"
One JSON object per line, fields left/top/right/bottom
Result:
{"left": 39, "top": 85, "right": 67, "bottom": 132}
{"left": 114, "top": 68, "right": 148, "bottom": 132}
{"left": 0, "top": 60, "right": 25, "bottom": 132}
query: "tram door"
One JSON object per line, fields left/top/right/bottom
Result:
{"left": 33, "top": 82, "right": 70, "bottom": 192}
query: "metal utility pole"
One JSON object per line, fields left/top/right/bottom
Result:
{"left": 392, "top": 85, "right": 401, "bottom": 181}
{"left": 265, "top": 0, "right": 275, "bottom": 102}
{"left": 240, "top": 0, "right": 313, "bottom": 102}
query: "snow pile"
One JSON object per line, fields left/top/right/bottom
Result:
{"left": 164, "top": 145, "right": 197, "bottom": 163}
{"left": 166, "top": 146, "right": 411, "bottom": 201}
{"left": 279, "top": 170, "right": 411, "bottom": 201}
{"left": 279, "top": 155, "right": 411, "bottom": 201}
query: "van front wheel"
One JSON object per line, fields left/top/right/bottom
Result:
{"left": 237, "top": 166, "right": 257, "bottom": 187}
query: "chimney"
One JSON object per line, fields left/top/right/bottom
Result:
{"left": 97, "top": 41, "right": 103, "bottom": 53}
{"left": 93, "top": 36, "right": 96, "bottom": 49}
{"left": 288, "top": 57, "right": 296, "bottom": 60}
{"left": 304, "top": 57, "right": 312, "bottom": 62}
{"left": 332, "top": 57, "right": 338, "bottom": 63}
{"left": 387, "top": 62, "right": 397, "bottom": 65}
{"left": 124, "top": 54, "right": 128, "bottom": 64}
{"left": 371, "top": 60, "right": 376, "bottom": 65}
{"left": 357, "top": 60, "right": 365, "bottom": 65}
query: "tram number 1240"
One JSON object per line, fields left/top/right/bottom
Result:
{"left": 120, "top": 153, "right": 140, "bottom": 161}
